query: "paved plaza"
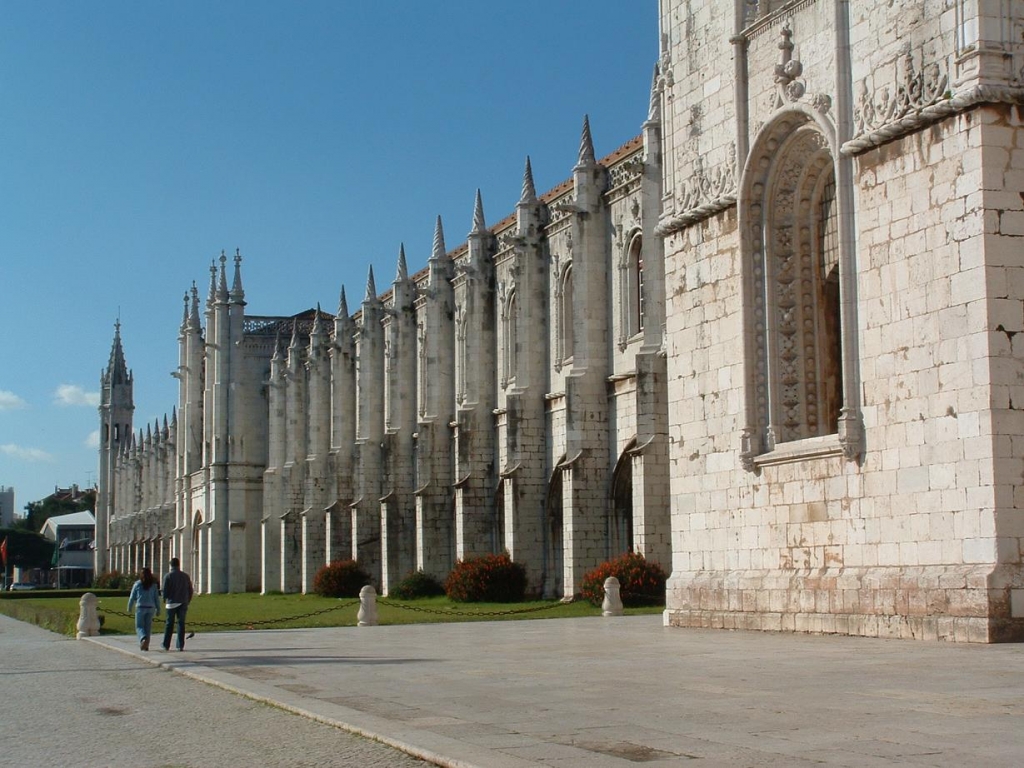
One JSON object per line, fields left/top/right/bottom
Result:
{"left": 69, "top": 613, "right": 1024, "bottom": 767}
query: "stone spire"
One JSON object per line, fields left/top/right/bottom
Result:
{"left": 180, "top": 291, "right": 190, "bottom": 333}
{"left": 520, "top": 156, "right": 537, "bottom": 204}
{"left": 106, "top": 320, "right": 130, "bottom": 386}
{"left": 270, "top": 328, "right": 284, "bottom": 381}
{"left": 230, "top": 248, "right": 245, "bottom": 304}
{"left": 337, "top": 286, "right": 349, "bottom": 319}
{"left": 206, "top": 261, "right": 217, "bottom": 310}
{"left": 288, "top": 315, "right": 302, "bottom": 354}
{"left": 364, "top": 265, "right": 377, "bottom": 302}
{"left": 217, "top": 251, "right": 229, "bottom": 302}
{"left": 647, "top": 63, "right": 661, "bottom": 122}
{"left": 576, "top": 114, "right": 596, "bottom": 168}
{"left": 430, "top": 216, "right": 446, "bottom": 262}
{"left": 395, "top": 244, "right": 409, "bottom": 283}
{"left": 309, "top": 303, "right": 326, "bottom": 351}
{"left": 189, "top": 282, "right": 202, "bottom": 330}
{"left": 470, "top": 189, "right": 487, "bottom": 235}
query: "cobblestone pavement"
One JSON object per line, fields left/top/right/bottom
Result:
{"left": 0, "top": 614, "right": 428, "bottom": 768}
{"left": 7, "top": 610, "right": 1024, "bottom": 768}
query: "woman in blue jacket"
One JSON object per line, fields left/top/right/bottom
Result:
{"left": 127, "top": 567, "right": 160, "bottom": 651}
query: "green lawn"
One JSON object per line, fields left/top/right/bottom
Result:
{"left": 0, "top": 592, "right": 663, "bottom": 637}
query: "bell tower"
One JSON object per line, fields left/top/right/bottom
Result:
{"left": 95, "top": 320, "right": 134, "bottom": 574}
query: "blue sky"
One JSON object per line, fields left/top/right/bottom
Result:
{"left": 0, "top": 1, "right": 658, "bottom": 514}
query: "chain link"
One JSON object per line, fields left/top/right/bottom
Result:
{"left": 99, "top": 600, "right": 359, "bottom": 629}
{"left": 100, "top": 596, "right": 597, "bottom": 630}
{"left": 377, "top": 597, "right": 576, "bottom": 617}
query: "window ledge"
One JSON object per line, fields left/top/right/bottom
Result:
{"left": 753, "top": 433, "right": 842, "bottom": 468}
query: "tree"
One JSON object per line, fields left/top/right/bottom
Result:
{"left": 23, "top": 488, "right": 96, "bottom": 533}
{"left": 0, "top": 528, "right": 55, "bottom": 570}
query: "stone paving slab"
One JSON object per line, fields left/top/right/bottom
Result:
{"left": 87, "top": 615, "right": 1024, "bottom": 767}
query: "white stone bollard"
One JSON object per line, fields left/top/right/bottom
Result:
{"left": 602, "top": 577, "right": 624, "bottom": 617}
{"left": 357, "top": 585, "right": 378, "bottom": 627}
{"left": 77, "top": 592, "right": 101, "bottom": 639}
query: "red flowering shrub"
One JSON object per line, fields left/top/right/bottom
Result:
{"left": 444, "top": 552, "right": 527, "bottom": 603}
{"left": 313, "top": 560, "right": 371, "bottom": 598}
{"left": 579, "top": 552, "right": 667, "bottom": 607}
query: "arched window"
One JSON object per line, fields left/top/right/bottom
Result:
{"left": 630, "top": 234, "right": 645, "bottom": 335}
{"left": 561, "top": 265, "right": 574, "bottom": 362}
{"left": 502, "top": 290, "right": 517, "bottom": 387}
{"left": 742, "top": 113, "right": 851, "bottom": 465}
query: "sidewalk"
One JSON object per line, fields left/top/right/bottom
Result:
{"left": 87, "top": 615, "right": 1024, "bottom": 767}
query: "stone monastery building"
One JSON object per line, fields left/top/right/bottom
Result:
{"left": 97, "top": 0, "right": 1024, "bottom": 642}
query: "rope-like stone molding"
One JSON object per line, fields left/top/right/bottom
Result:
{"left": 655, "top": 193, "right": 737, "bottom": 237}
{"left": 841, "top": 84, "right": 1024, "bottom": 156}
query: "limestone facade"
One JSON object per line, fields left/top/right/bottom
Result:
{"left": 97, "top": 0, "right": 1024, "bottom": 641}
{"left": 97, "top": 116, "right": 671, "bottom": 600}
{"left": 658, "top": 0, "right": 1024, "bottom": 641}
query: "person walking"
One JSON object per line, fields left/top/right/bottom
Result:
{"left": 162, "top": 557, "right": 194, "bottom": 652}
{"left": 126, "top": 567, "right": 160, "bottom": 651}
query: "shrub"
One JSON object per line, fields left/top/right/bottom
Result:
{"left": 94, "top": 570, "right": 131, "bottom": 590}
{"left": 312, "top": 560, "right": 371, "bottom": 598}
{"left": 444, "top": 552, "right": 527, "bottom": 603}
{"left": 390, "top": 570, "right": 445, "bottom": 600}
{"left": 579, "top": 552, "right": 667, "bottom": 608}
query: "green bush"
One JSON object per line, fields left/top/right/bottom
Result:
{"left": 579, "top": 551, "right": 667, "bottom": 607}
{"left": 390, "top": 570, "right": 445, "bottom": 600}
{"left": 93, "top": 570, "right": 131, "bottom": 590}
{"left": 444, "top": 552, "right": 526, "bottom": 603}
{"left": 312, "top": 560, "right": 371, "bottom": 598}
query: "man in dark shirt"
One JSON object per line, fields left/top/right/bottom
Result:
{"left": 162, "top": 557, "right": 194, "bottom": 651}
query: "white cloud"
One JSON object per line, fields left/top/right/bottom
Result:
{"left": 0, "top": 444, "right": 54, "bottom": 462}
{"left": 0, "top": 390, "right": 27, "bottom": 410}
{"left": 54, "top": 384, "right": 101, "bottom": 408}
{"left": 85, "top": 430, "right": 100, "bottom": 449}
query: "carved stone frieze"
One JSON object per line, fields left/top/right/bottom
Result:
{"left": 852, "top": 49, "right": 950, "bottom": 139}
{"left": 655, "top": 143, "right": 737, "bottom": 236}
{"left": 843, "top": 47, "right": 1024, "bottom": 155}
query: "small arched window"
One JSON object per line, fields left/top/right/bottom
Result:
{"left": 629, "top": 234, "right": 645, "bottom": 335}
{"left": 561, "top": 265, "right": 575, "bottom": 362}
{"left": 502, "top": 291, "right": 518, "bottom": 387}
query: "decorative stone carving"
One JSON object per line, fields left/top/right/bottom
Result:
{"left": 853, "top": 50, "right": 950, "bottom": 138}
{"left": 656, "top": 143, "right": 737, "bottom": 235}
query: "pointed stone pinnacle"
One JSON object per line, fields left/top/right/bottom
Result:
{"left": 577, "top": 114, "right": 596, "bottom": 166}
{"left": 231, "top": 248, "right": 245, "bottom": 302}
{"left": 647, "top": 63, "right": 660, "bottom": 121}
{"left": 471, "top": 189, "right": 487, "bottom": 234}
{"left": 521, "top": 156, "right": 537, "bottom": 203}
{"left": 396, "top": 244, "right": 408, "bottom": 282}
{"left": 207, "top": 261, "right": 217, "bottom": 308}
{"left": 338, "top": 286, "right": 349, "bottom": 318}
{"left": 217, "top": 251, "right": 229, "bottom": 299}
{"left": 432, "top": 216, "right": 446, "bottom": 261}
{"left": 365, "top": 265, "right": 377, "bottom": 301}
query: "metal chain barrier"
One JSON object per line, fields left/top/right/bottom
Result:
{"left": 99, "top": 599, "right": 359, "bottom": 630}
{"left": 376, "top": 597, "right": 576, "bottom": 617}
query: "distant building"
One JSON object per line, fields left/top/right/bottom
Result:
{"left": 42, "top": 510, "right": 96, "bottom": 588}
{"left": 0, "top": 486, "right": 14, "bottom": 528}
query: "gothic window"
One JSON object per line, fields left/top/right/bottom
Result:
{"left": 743, "top": 114, "right": 848, "bottom": 463}
{"left": 560, "top": 265, "right": 575, "bottom": 363}
{"left": 629, "top": 234, "right": 645, "bottom": 336}
{"left": 455, "top": 308, "right": 467, "bottom": 404}
{"left": 502, "top": 290, "right": 517, "bottom": 387}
